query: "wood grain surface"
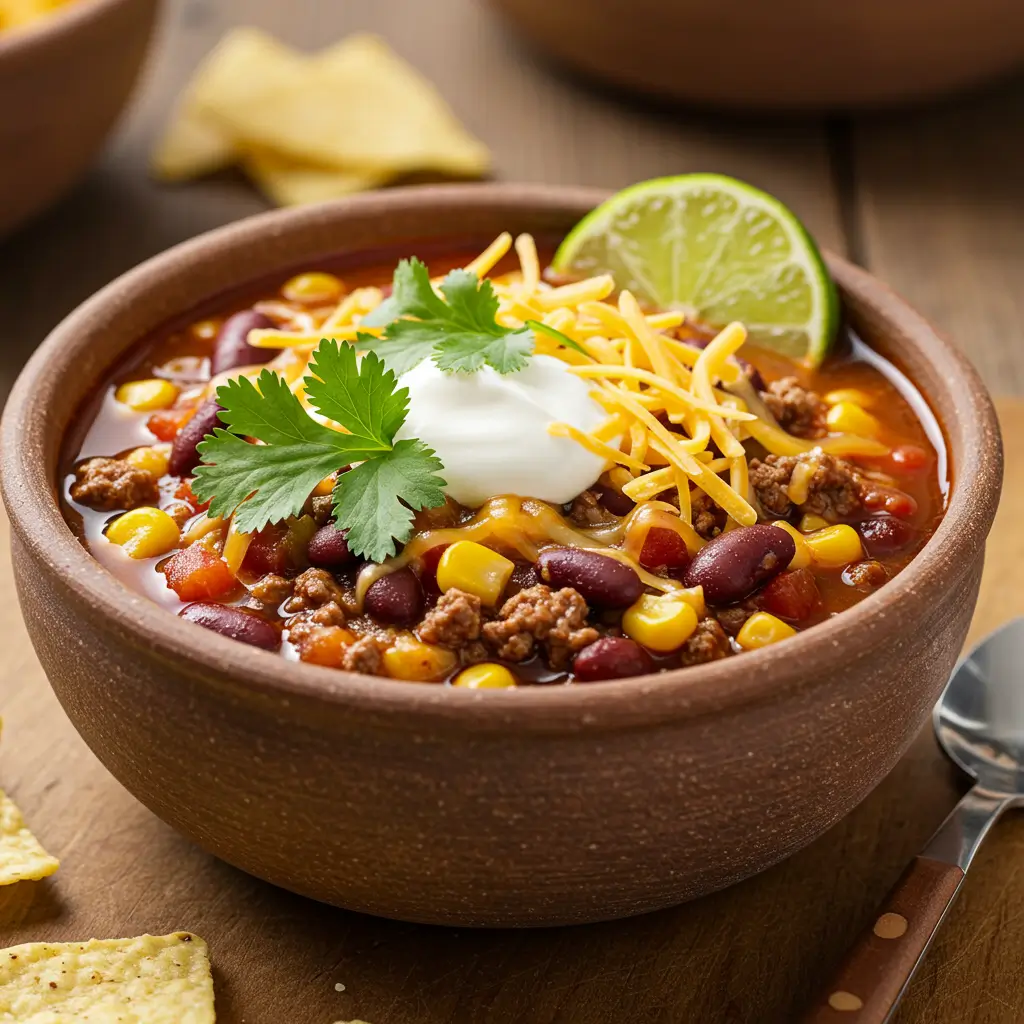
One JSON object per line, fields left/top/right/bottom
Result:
{"left": 0, "top": 1, "right": 1022, "bottom": 1021}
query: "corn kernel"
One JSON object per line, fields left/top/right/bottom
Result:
{"left": 106, "top": 507, "right": 181, "bottom": 559}
{"left": 804, "top": 524, "right": 863, "bottom": 568}
{"left": 622, "top": 594, "right": 699, "bottom": 653}
{"left": 771, "top": 521, "right": 812, "bottom": 570}
{"left": 824, "top": 387, "right": 874, "bottom": 409}
{"left": 282, "top": 272, "right": 344, "bottom": 304}
{"left": 736, "top": 612, "right": 797, "bottom": 650}
{"left": 453, "top": 663, "right": 518, "bottom": 689}
{"left": 115, "top": 378, "right": 179, "bottom": 412}
{"left": 312, "top": 474, "right": 336, "bottom": 497}
{"left": 825, "top": 401, "right": 882, "bottom": 438}
{"left": 799, "top": 513, "right": 829, "bottom": 533}
{"left": 124, "top": 444, "right": 171, "bottom": 478}
{"left": 437, "top": 541, "right": 515, "bottom": 605}
{"left": 383, "top": 635, "right": 458, "bottom": 682}
{"left": 675, "top": 585, "right": 706, "bottom": 619}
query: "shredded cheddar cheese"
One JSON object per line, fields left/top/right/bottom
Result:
{"left": 210, "top": 231, "right": 890, "bottom": 579}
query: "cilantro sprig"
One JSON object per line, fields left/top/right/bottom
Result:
{"left": 358, "top": 257, "right": 588, "bottom": 375}
{"left": 192, "top": 342, "right": 446, "bottom": 563}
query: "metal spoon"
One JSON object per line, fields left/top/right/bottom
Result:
{"left": 804, "top": 617, "right": 1024, "bottom": 1023}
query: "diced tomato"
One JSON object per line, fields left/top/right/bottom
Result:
{"left": 241, "top": 524, "right": 290, "bottom": 576}
{"left": 147, "top": 406, "right": 196, "bottom": 442}
{"left": 759, "top": 568, "right": 821, "bottom": 623}
{"left": 890, "top": 444, "right": 931, "bottom": 472}
{"left": 297, "top": 626, "right": 357, "bottom": 667}
{"left": 863, "top": 486, "right": 918, "bottom": 519}
{"left": 638, "top": 526, "right": 691, "bottom": 572}
{"left": 174, "top": 479, "right": 210, "bottom": 513}
{"left": 163, "top": 545, "right": 239, "bottom": 602}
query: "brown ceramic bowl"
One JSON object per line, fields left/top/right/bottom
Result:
{"left": 488, "top": 0, "right": 1024, "bottom": 109}
{"left": 0, "top": 184, "right": 1002, "bottom": 927}
{"left": 0, "top": 0, "right": 159, "bottom": 237}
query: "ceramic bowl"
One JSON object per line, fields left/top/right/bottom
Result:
{"left": 0, "top": 0, "right": 159, "bottom": 237}
{"left": 0, "top": 184, "right": 1002, "bottom": 926}
{"left": 488, "top": 0, "right": 1024, "bottom": 109}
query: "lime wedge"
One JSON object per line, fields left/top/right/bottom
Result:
{"left": 553, "top": 174, "right": 838, "bottom": 365}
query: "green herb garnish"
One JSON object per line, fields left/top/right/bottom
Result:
{"left": 358, "top": 257, "right": 588, "bottom": 374}
{"left": 192, "top": 341, "right": 446, "bottom": 562}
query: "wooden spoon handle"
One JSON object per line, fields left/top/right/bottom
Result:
{"left": 802, "top": 855, "right": 963, "bottom": 1023}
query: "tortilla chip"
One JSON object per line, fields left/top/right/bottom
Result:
{"left": 199, "top": 33, "right": 490, "bottom": 178}
{"left": 0, "top": 790, "right": 58, "bottom": 886}
{"left": 243, "top": 148, "right": 390, "bottom": 206}
{"left": 0, "top": 932, "right": 215, "bottom": 1023}
{"left": 152, "top": 27, "right": 307, "bottom": 182}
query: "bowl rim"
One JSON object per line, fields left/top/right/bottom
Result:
{"left": 0, "top": 182, "right": 1003, "bottom": 733}
{"left": 0, "top": 0, "right": 140, "bottom": 57}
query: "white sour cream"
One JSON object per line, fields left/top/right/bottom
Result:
{"left": 395, "top": 355, "right": 610, "bottom": 507}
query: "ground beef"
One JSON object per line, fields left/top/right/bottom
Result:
{"left": 679, "top": 617, "right": 732, "bottom": 666}
{"left": 284, "top": 568, "right": 345, "bottom": 613}
{"left": 482, "top": 584, "right": 599, "bottom": 670}
{"left": 69, "top": 457, "right": 159, "bottom": 511}
{"left": 341, "top": 635, "right": 387, "bottom": 675}
{"left": 249, "top": 573, "right": 293, "bottom": 606}
{"left": 843, "top": 560, "right": 889, "bottom": 591}
{"left": 567, "top": 490, "right": 618, "bottom": 528}
{"left": 163, "top": 501, "right": 194, "bottom": 528}
{"left": 692, "top": 492, "right": 725, "bottom": 540}
{"left": 287, "top": 602, "right": 347, "bottom": 646}
{"left": 716, "top": 605, "right": 756, "bottom": 637}
{"left": 749, "top": 451, "right": 864, "bottom": 521}
{"left": 308, "top": 495, "right": 334, "bottom": 525}
{"left": 459, "top": 641, "right": 490, "bottom": 666}
{"left": 417, "top": 589, "right": 482, "bottom": 647}
{"left": 760, "top": 377, "right": 828, "bottom": 439}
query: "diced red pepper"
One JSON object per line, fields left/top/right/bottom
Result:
{"left": 174, "top": 479, "right": 210, "bottom": 513}
{"left": 147, "top": 406, "right": 196, "bottom": 442}
{"left": 638, "top": 526, "right": 691, "bottom": 572}
{"left": 163, "top": 545, "right": 239, "bottom": 602}
{"left": 758, "top": 568, "right": 821, "bottom": 623}
{"left": 890, "top": 444, "right": 931, "bottom": 472}
{"left": 241, "top": 524, "right": 290, "bottom": 576}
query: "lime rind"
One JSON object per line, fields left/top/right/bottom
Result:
{"left": 553, "top": 174, "right": 839, "bottom": 365}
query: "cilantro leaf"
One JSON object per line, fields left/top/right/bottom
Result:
{"left": 357, "top": 257, "right": 538, "bottom": 376}
{"left": 193, "top": 371, "right": 378, "bottom": 533}
{"left": 193, "top": 343, "right": 447, "bottom": 558}
{"left": 304, "top": 342, "right": 406, "bottom": 444}
{"left": 526, "top": 320, "right": 592, "bottom": 359}
{"left": 331, "top": 439, "right": 447, "bottom": 563}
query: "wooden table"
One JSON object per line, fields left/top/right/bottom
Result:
{"left": 1, "top": 1, "right": 1023, "bottom": 1021}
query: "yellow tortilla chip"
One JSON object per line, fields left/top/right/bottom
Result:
{"left": 0, "top": 790, "right": 58, "bottom": 885}
{"left": 243, "top": 148, "right": 390, "bottom": 206}
{"left": 152, "top": 27, "right": 307, "bottom": 182}
{"left": 0, "top": 932, "right": 215, "bottom": 1023}
{"left": 199, "top": 33, "right": 490, "bottom": 177}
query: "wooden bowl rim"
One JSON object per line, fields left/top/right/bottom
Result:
{"left": 0, "top": 183, "right": 1003, "bottom": 733}
{"left": 0, "top": 0, "right": 142, "bottom": 59}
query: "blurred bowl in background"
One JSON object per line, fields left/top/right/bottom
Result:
{"left": 488, "top": 0, "right": 1024, "bottom": 110}
{"left": 0, "top": 0, "right": 160, "bottom": 238}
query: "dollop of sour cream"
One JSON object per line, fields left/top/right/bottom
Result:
{"left": 395, "top": 355, "right": 610, "bottom": 507}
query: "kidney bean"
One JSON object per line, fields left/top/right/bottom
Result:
{"left": 639, "top": 527, "right": 690, "bottom": 572}
{"left": 759, "top": 568, "right": 820, "bottom": 623}
{"left": 168, "top": 399, "right": 223, "bottom": 477}
{"left": 537, "top": 548, "right": 643, "bottom": 609}
{"left": 861, "top": 485, "right": 918, "bottom": 519}
{"left": 210, "top": 310, "right": 278, "bottom": 375}
{"left": 307, "top": 524, "right": 354, "bottom": 568}
{"left": 365, "top": 567, "right": 424, "bottom": 625}
{"left": 179, "top": 602, "right": 281, "bottom": 651}
{"left": 574, "top": 637, "right": 654, "bottom": 682}
{"left": 683, "top": 524, "right": 795, "bottom": 605}
{"left": 857, "top": 514, "right": 920, "bottom": 559}
{"left": 595, "top": 484, "right": 635, "bottom": 517}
